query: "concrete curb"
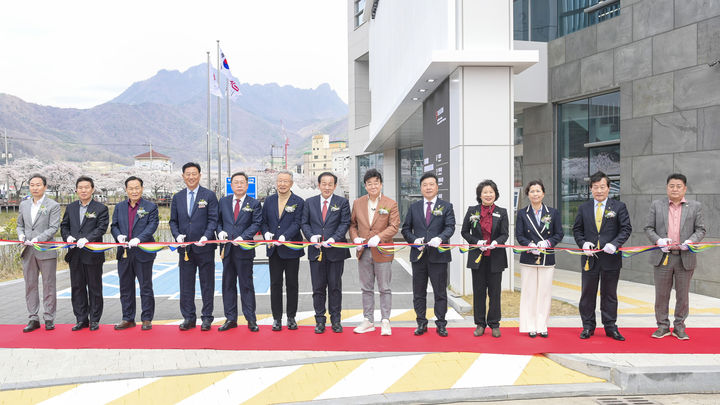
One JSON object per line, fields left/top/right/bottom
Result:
{"left": 447, "top": 289, "right": 472, "bottom": 314}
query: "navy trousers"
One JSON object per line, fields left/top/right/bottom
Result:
{"left": 309, "top": 259, "right": 344, "bottom": 324}
{"left": 178, "top": 248, "right": 215, "bottom": 322}
{"left": 118, "top": 256, "right": 155, "bottom": 322}
{"left": 221, "top": 257, "right": 256, "bottom": 322}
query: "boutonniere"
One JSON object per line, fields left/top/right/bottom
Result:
{"left": 84, "top": 212, "right": 96, "bottom": 219}
{"left": 432, "top": 206, "right": 444, "bottom": 216}
{"left": 378, "top": 207, "right": 389, "bottom": 215}
{"left": 242, "top": 203, "right": 254, "bottom": 212}
{"left": 540, "top": 214, "right": 552, "bottom": 231}
{"left": 604, "top": 210, "right": 616, "bottom": 219}
{"left": 469, "top": 211, "right": 480, "bottom": 227}
{"left": 330, "top": 204, "right": 340, "bottom": 212}
{"left": 136, "top": 208, "right": 148, "bottom": 218}
{"left": 197, "top": 199, "right": 208, "bottom": 208}
{"left": 284, "top": 204, "right": 297, "bottom": 213}
{"left": 38, "top": 205, "right": 48, "bottom": 215}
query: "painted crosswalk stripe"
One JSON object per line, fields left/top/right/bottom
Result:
{"left": 453, "top": 353, "right": 531, "bottom": 388}
{"left": 315, "top": 354, "right": 425, "bottom": 399}
{"left": 514, "top": 355, "right": 605, "bottom": 385}
{"left": 37, "top": 378, "right": 157, "bottom": 405}
{"left": 105, "top": 371, "right": 233, "bottom": 405}
{"left": 384, "top": 352, "right": 480, "bottom": 393}
{"left": 176, "top": 365, "right": 301, "bottom": 405}
{"left": 243, "top": 359, "right": 366, "bottom": 404}
{"left": 0, "top": 384, "right": 77, "bottom": 405}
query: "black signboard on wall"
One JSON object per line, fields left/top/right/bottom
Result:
{"left": 422, "top": 78, "right": 450, "bottom": 200}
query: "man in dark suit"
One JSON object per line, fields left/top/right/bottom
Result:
{"left": 110, "top": 176, "right": 159, "bottom": 331}
{"left": 573, "top": 171, "right": 632, "bottom": 341}
{"left": 401, "top": 172, "right": 456, "bottom": 337}
{"left": 216, "top": 171, "right": 262, "bottom": 332}
{"left": 169, "top": 162, "right": 219, "bottom": 331}
{"left": 301, "top": 171, "right": 351, "bottom": 334}
{"left": 261, "top": 170, "right": 305, "bottom": 331}
{"left": 60, "top": 176, "right": 109, "bottom": 331}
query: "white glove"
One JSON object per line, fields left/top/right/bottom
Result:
{"left": 602, "top": 243, "right": 617, "bottom": 254}
{"left": 428, "top": 237, "right": 442, "bottom": 248}
{"left": 128, "top": 238, "right": 140, "bottom": 247}
{"left": 24, "top": 237, "right": 37, "bottom": 247}
{"left": 274, "top": 234, "right": 285, "bottom": 247}
{"left": 681, "top": 239, "right": 692, "bottom": 251}
{"left": 310, "top": 235, "right": 321, "bottom": 244}
{"left": 413, "top": 238, "right": 425, "bottom": 251}
{"left": 176, "top": 234, "right": 186, "bottom": 243}
{"left": 117, "top": 235, "right": 127, "bottom": 244}
{"left": 657, "top": 238, "right": 671, "bottom": 253}
{"left": 321, "top": 237, "right": 335, "bottom": 248}
{"left": 487, "top": 240, "right": 498, "bottom": 250}
{"left": 264, "top": 232, "right": 274, "bottom": 241}
{"left": 232, "top": 235, "right": 243, "bottom": 246}
{"left": 67, "top": 236, "right": 76, "bottom": 244}
{"left": 76, "top": 238, "right": 88, "bottom": 249}
{"left": 367, "top": 235, "right": 380, "bottom": 248}
{"left": 353, "top": 237, "right": 365, "bottom": 244}
{"left": 528, "top": 242, "right": 539, "bottom": 256}
{"left": 217, "top": 231, "right": 228, "bottom": 241}
{"left": 582, "top": 241, "right": 595, "bottom": 256}
{"left": 195, "top": 236, "right": 208, "bottom": 246}
{"left": 18, "top": 234, "right": 25, "bottom": 243}
{"left": 537, "top": 240, "right": 550, "bottom": 249}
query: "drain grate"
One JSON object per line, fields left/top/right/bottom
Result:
{"left": 595, "top": 397, "right": 657, "bottom": 405}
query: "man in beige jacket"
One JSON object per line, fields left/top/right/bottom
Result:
{"left": 349, "top": 169, "right": 400, "bottom": 335}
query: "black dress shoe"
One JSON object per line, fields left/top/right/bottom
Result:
{"left": 315, "top": 323, "right": 326, "bottom": 334}
{"left": 606, "top": 329, "right": 626, "bottom": 341}
{"left": 248, "top": 321, "right": 259, "bottom": 332}
{"left": 436, "top": 325, "right": 448, "bottom": 337}
{"left": 272, "top": 319, "right": 282, "bottom": 331}
{"left": 414, "top": 324, "right": 428, "bottom": 336}
{"left": 287, "top": 318, "right": 298, "bottom": 330}
{"left": 331, "top": 322, "right": 343, "bottom": 333}
{"left": 579, "top": 329, "right": 594, "bottom": 339}
{"left": 218, "top": 320, "right": 238, "bottom": 332}
{"left": 141, "top": 321, "right": 152, "bottom": 331}
{"left": 44, "top": 320, "right": 55, "bottom": 331}
{"left": 72, "top": 321, "right": 89, "bottom": 331}
{"left": 179, "top": 320, "right": 196, "bottom": 331}
{"left": 540, "top": 332, "right": 548, "bottom": 338}
{"left": 201, "top": 319, "right": 212, "bottom": 331}
{"left": 114, "top": 320, "right": 136, "bottom": 330}
{"left": 89, "top": 322, "right": 99, "bottom": 331}
{"left": 23, "top": 320, "right": 40, "bottom": 333}
{"left": 529, "top": 332, "right": 537, "bottom": 338}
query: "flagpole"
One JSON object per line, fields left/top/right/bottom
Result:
{"left": 216, "top": 40, "right": 222, "bottom": 195}
{"left": 226, "top": 78, "right": 231, "bottom": 178}
{"left": 206, "top": 52, "right": 211, "bottom": 190}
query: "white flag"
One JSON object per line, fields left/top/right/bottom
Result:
{"left": 209, "top": 69, "right": 223, "bottom": 98}
{"left": 219, "top": 48, "right": 233, "bottom": 80}
{"left": 228, "top": 79, "right": 242, "bottom": 101}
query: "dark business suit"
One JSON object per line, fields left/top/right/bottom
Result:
{"left": 573, "top": 198, "right": 632, "bottom": 332}
{"left": 111, "top": 199, "right": 159, "bottom": 322}
{"left": 401, "top": 198, "right": 455, "bottom": 328}
{"left": 169, "top": 186, "right": 218, "bottom": 323}
{"left": 301, "top": 194, "right": 351, "bottom": 324}
{"left": 60, "top": 199, "right": 109, "bottom": 324}
{"left": 217, "top": 194, "right": 262, "bottom": 323}
{"left": 261, "top": 192, "right": 305, "bottom": 321}
{"left": 460, "top": 204, "right": 508, "bottom": 328}
{"left": 515, "top": 205, "right": 563, "bottom": 267}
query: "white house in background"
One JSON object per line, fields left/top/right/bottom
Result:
{"left": 134, "top": 149, "right": 173, "bottom": 171}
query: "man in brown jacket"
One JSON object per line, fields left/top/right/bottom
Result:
{"left": 349, "top": 169, "right": 400, "bottom": 335}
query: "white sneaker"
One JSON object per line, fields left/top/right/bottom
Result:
{"left": 353, "top": 319, "right": 375, "bottom": 334}
{"left": 381, "top": 319, "right": 391, "bottom": 336}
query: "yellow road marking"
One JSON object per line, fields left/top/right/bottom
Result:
{"left": 106, "top": 372, "right": 232, "bottom": 405}
{"left": 514, "top": 354, "right": 605, "bottom": 385}
{"left": 384, "top": 352, "right": 479, "bottom": 393}
{"left": 243, "top": 359, "right": 366, "bottom": 404}
{"left": 0, "top": 384, "right": 77, "bottom": 405}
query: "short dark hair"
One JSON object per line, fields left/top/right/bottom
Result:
{"left": 231, "top": 171, "right": 248, "bottom": 182}
{"left": 182, "top": 162, "right": 201, "bottom": 173}
{"left": 476, "top": 179, "right": 499, "bottom": 203}
{"left": 363, "top": 169, "right": 383, "bottom": 184}
{"left": 317, "top": 171, "right": 337, "bottom": 185}
{"left": 419, "top": 172, "right": 438, "bottom": 185}
{"left": 125, "top": 176, "right": 143, "bottom": 187}
{"left": 524, "top": 180, "right": 545, "bottom": 196}
{"left": 667, "top": 173, "right": 687, "bottom": 185}
{"left": 76, "top": 176, "right": 94, "bottom": 189}
{"left": 589, "top": 171, "right": 610, "bottom": 187}
{"left": 29, "top": 174, "right": 47, "bottom": 186}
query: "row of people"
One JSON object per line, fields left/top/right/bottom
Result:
{"left": 17, "top": 166, "right": 704, "bottom": 341}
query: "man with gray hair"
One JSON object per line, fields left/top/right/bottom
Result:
{"left": 17, "top": 174, "right": 61, "bottom": 332}
{"left": 261, "top": 170, "right": 305, "bottom": 331}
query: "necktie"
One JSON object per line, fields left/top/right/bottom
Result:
{"left": 188, "top": 190, "right": 195, "bottom": 217}
{"left": 426, "top": 201, "right": 432, "bottom": 226}
{"left": 234, "top": 199, "right": 240, "bottom": 221}
{"left": 322, "top": 200, "right": 328, "bottom": 222}
{"left": 595, "top": 202, "right": 603, "bottom": 232}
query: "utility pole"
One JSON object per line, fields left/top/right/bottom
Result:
{"left": 206, "top": 51, "right": 211, "bottom": 189}
{"left": 3, "top": 128, "right": 8, "bottom": 211}
{"left": 217, "top": 40, "right": 222, "bottom": 195}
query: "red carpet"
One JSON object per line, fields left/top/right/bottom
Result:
{"left": 1, "top": 325, "right": 718, "bottom": 355}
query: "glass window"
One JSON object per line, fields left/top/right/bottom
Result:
{"left": 514, "top": 0, "right": 529, "bottom": 40}
{"left": 354, "top": 0, "right": 366, "bottom": 28}
{"left": 530, "top": 0, "right": 558, "bottom": 42}
{"left": 357, "top": 152, "right": 384, "bottom": 197}
{"left": 558, "top": 0, "right": 620, "bottom": 37}
{"left": 557, "top": 91, "right": 620, "bottom": 243}
{"left": 398, "top": 146, "right": 424, "bottom": 220}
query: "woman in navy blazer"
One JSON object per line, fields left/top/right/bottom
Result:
{"left": 460, "top": 180, "right": 508, "bottom": 338}
{"left": 515, "top": 180, "right": 564, "bottom": 338}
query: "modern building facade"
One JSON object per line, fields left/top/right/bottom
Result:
{"left": 348, "top": 0, "right": 720, "bottom": 297}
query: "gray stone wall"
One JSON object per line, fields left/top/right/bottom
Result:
{"left": 528, "top": 0, "right": 720, "bottom": 297}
